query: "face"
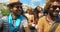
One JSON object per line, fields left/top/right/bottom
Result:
{"left": 27, "top": 9, "right": 32, "bottom": 14}
{"left": 37, "top": 7, "right": 42, "bottom": 12}
{"left": 48, "top": 1, "right": 60, "bottom": 17}
{"left": 11, "top": 4, "right": 23, "bottom": 16}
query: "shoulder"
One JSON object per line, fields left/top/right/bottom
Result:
{"left": 39, "top": 16, "right": 46, "bottom": 21}
{"left": 2, "top": 16, "right": 8, "bottom": 20}
{"left": 20, "top": 15, "right": 27, "bottom": 20}
{"left": 20, "top": 15, "right": 28, "bottom": 24}
{"left": 20, "top": 15, "right": 28, "bottom": 23}
{"left": 38, "top": 16, "right": 46, "bottom": 24}
{"left": 1, "top": 16, "right": 8, "bottom": 22}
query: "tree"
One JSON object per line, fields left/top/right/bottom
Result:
{"left": 1, "top": 8, "right": 10, "bottom": 16}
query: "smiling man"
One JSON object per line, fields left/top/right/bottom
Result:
{"left": 0, "top": 0, "right": 31, "bottom": 32}
{"left": 37, "top": 0, "right": 60, "bottom": 32}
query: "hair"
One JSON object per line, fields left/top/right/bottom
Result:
{"left": 26, "top": 6, "right": 32, "bottom": 13}
{"left": 34, "top": 6, "right": 43, "bottom": 18}
{"left": 34, "top": 6, "right": 43, "bottom": 14}
{"left": 44, "top": 0, "right": 60, "bottom": 14}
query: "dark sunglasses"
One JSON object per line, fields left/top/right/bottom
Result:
{"left": 51, "top": 5, "right": 60, "bottom": 10}
{"left": 13, "top": 5, "right": 22, "bottom": 9}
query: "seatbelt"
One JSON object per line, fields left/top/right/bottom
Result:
{"left": 50, "top": 23, "right": 60, "bottom": 32}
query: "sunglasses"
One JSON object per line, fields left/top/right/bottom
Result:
{"left": 51, "top": 5, "right": 60, "bottom": 10}
{"left": 13, "top": 5, "right": 22, "bottom": 9}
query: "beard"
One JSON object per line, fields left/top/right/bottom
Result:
{"left": 12, "top": 10, "right": 21, "bottom": 17}
{"left": 48, "top": 10, "right": 58, "bottom": 20}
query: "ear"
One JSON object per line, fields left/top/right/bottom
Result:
{"left": 10, "top": 9, "right": 13, "bottom": 12}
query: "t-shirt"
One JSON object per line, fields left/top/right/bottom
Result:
{"left": 0, "top": 16, "right": 28, "bottom": 32}
{"left": 37, "top": 16, "right": 60, "bottom": 32}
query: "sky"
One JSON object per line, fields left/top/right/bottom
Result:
{"left": 0, "top": 0, "right": 9, "bottom": 4}
{"left": 20, "top": 0, "right": 46, "bottom": 8}
{"left": 0, "top": 0, "right": 46, "bottom": 8}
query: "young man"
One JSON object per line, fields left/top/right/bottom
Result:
{"left": 0, "top": 0, "right": 31, "bottom": 32}
{"left": 37, "top": 0, "right": 60, "bottom": 32}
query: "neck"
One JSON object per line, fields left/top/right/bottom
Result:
{"left": 47, "top": 14, "right": 55, "bottom": 22}
{"left": 12, "top": 13, "right": 18, "bottom": 20}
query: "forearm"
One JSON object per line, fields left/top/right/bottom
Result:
{"left": 24, "top": 27, "right": 31, "bottom": 32}
{"left": 37, "top": 28, "right": 43, "bottom": 32}
{"left": 2, "top": 22, "right": 9, "bottom": 32}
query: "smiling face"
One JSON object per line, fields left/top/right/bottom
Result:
{"left": 11, "top": 4, "right": 23, "bottom": 16}
{"left": 36, "top": 7, "right": 43, "bottom": 12}
{"left": 48, "top": 1, "right": 60, "bottom": 17}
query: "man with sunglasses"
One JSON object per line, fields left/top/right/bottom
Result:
{"left": 37, "top": 0, "right": 60, "bottom": 32}
{"left": 0, "top": 0, "right": 31, "bottom": 32}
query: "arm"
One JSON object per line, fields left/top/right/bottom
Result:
{"left": 28, "top": 15, "right": 35, "bottom": 27}
{"left": 0, "top": 18, "right": 3, "bottom": 32}
{"left": 2, "top": 16, "right": 9, "bottom": 32}
{"left": 37, "top": 18, "right": 44, "bottom": 32}
{"left": 24, "top": 26, "right": 31, "bottom": 32}
{"left": 32, "top": 15, "right": 35, "bottom": 27}
{"left": 32, "top": 15, "right": 34, "bottom": 23}
{"left": 22, "top": 19, "right": 31, "bottom": 32}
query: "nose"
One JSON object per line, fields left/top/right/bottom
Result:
{"left": 18, "top": 7, "right": 22, "bottom": 10}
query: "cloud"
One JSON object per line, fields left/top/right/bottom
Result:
{"left": 23, "top": 4, "right": 28, "bottom": 5}
{"left": 31, "top": 0, "right": 41, "bottom": 3}
{"left": 23, "top": 3, "right": 31, "bottom": 6}
{"left": 41, "top": 4, "right": 45, "bottom": 8}
{"left": 4, "top": 0, "right": 9, "bottom": 2}
{"left": 0, "top": 0, "right": 9, "bottom": 4}
{"left": 0, "top": 0, "right": 3, "bottom": 3}
{"left": 20, "top": 0, "right": 46, "bottom": 8}
{"left": 30, "top": 0, "right": 42, "bottom": 7}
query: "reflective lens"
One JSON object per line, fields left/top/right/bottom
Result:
{"left": 52, "top": 5, "right": 60, "bottom": 9}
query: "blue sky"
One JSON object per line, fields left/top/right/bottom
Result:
{"left": 0, "top": 0, "right": 46, "bottom": 8}
{"left": 20, "top": 0, "right": 46, "bottom": 8}
{"left": 0, "top": 0, "right": 9, "bottom": 4}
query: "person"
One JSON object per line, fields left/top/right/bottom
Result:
{"left": 0, "top": 0, "right": 31, "bottom": 32}
{"left": 37, "top": 0, "right": 60, "bottom": 32}
{"left": 34, "top": 6, "right": 44, "bottom": 30}
{"left": 24, "top": 7, "right": 36, "bottom": 32}
{"left": 24, "top": 7, "right": 35, "bottom": 27}
{"left": 34, "top": 6, "right": 44, "bottom": 18}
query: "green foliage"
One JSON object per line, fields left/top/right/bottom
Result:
{"left": 1, "top": 8, "right": 10, "bottom": 16}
